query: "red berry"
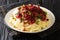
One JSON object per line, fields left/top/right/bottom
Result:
{"left": 31, "top": 20, "right": 35, "bottom": 24}
{"left": 29, "top": 6, "right": 34, "bottom": 11}
{"left": 16, "top": 15, "right": 20, "bottom": 18}
{"left": 16, "top": 14, "right": 22, "bottom": 18}
{"left": 46, "top": 19, "right": 49, "bottom": 21}
{"left": 25, "top": 13, "right": 31, "bottom": 20}
{"left": 32, "top": 11, "right": 38, "bottom": 16}
{"left": 33, "top": 6, "right": 43, "bottom": 13}
{"left": 29, "top": 17, "right": 35, "bottom": 24}
{"left": 40, "top": 13, "right": 46, "bottom": 21}
{"left": 24, "top": 5, "right": 29, "bottom": 10}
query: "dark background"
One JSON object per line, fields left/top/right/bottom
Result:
{"left": 0, "top": 0, "right": 60, "bottom": 40}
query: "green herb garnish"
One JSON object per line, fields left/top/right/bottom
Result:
{"left": 36, "top": 20, "right": 39, "bottom": 25}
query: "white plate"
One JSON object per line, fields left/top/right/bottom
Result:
{"left": 4, "top": 6, "right": 55, "bottom": 33}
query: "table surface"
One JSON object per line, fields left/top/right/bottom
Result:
{"left": 0, "top": 0, "right": 60, "bottom": 40}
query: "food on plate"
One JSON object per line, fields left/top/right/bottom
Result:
{"left": 9, "top": 4, "right": 50, "bottom": 32}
